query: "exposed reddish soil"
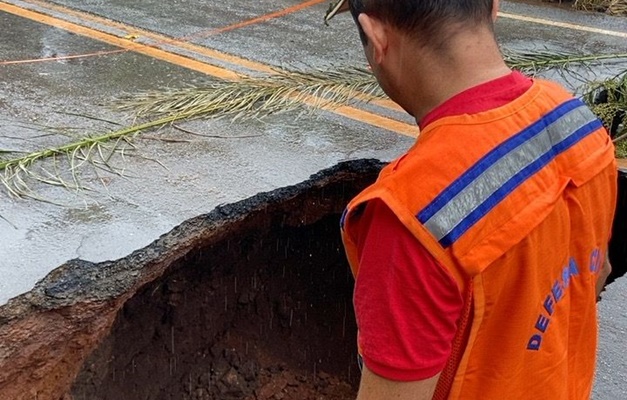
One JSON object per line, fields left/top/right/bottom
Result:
{"left": 66, "top": 161, "right": 382, "bottom": 400}
{"left": 71, "top": 213, "right": 359, "bottom": 400}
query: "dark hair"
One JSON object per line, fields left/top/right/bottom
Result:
{"left": 348, "top": 0, "right": 494, "bottom": 47}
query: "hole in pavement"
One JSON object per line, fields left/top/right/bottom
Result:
{"left": 69, "top": 161, "right": 384, "bottom": 400}
{"left": 68, "top": 162, "right": 626, "bottom": 400}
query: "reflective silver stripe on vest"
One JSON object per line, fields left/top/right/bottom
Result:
{"left": 423, "top": 104, "right": 598, "bottom": 242}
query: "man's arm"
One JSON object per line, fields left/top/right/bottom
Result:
{"left": 596, "top": 253, "right": 612, "bottom": 300}
{"left": 357, "top": 365, "right": 440, "bottom": 400}
{"left": 352, "top": 200, "right": 463, "bottom": 398}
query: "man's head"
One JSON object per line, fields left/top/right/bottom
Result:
{"left": 347, "top": 0, "right": 496, "bottom": 48}
{"left": 333, "top": 0, "right": 508, "bottom": 121}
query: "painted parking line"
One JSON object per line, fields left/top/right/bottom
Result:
{"left": 498, "top": 11, "right": 627, "bottom": 38}
{"left": 0, "top": 1, "right": 418, "bottom": 137}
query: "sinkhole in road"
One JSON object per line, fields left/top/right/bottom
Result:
{"left": 69, "top": 160, "right": 384, "bottom": 400}
{"left": 67, "top": 161, "right": 626, "bottom": 400}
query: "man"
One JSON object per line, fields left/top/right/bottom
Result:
{"left": 328, "top": 1, "right": 618, "bottom": 399}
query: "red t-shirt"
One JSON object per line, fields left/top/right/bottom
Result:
{"left": 353, "top": 71, "right": 533, "bottom": 381}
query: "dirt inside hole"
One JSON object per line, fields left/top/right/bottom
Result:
{"left": 70, "top": 163, "right": 374, "bottom": 400}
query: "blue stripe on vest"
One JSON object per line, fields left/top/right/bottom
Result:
{"left": 438, "top": 119, "right": 602, "bottom": 247}
{"left": 340, "top": 208, "right": 348, "bottom": 229}
{"left": 418, "top": 99, "right": 580, "bottom": 223}
{"left": 416, "top": 98, "right": 601, "bottom": 248}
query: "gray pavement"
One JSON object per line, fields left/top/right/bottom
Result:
{"left": 0, "top": 0, "right": 626, "bottom": 397}
{"left": 0, "top": 1, "right": 414, "bottom": 304}
{"left": 595, "top": 275, "right": 627, "bottom": 400}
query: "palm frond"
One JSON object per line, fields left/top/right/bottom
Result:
{"left": 574, "top": 0, "right": 627, "bottom": 16}
{"left": 608, "top": 0, "right": 627, "bottom": 16}
{"left": 574, "top": 0, "right": 613, "bottom": 12}
{"left": 3, "top": 49, "right": 627, "bottom": 200}
{"left": 0, "top": 115, "right": 184, "bottom": 199}
{"left": 616, "top": 137, "right": 627, "bottom": 158}
{"left": 503, "top": 49, "right": 627, "bottom": 76}
{"left": 582, "top": 71, "right": 627, "bottom": 157}
{"left": 119, "top": 67, "right": 382, "bottom": 119}
{"left": 123, "top": 51, "right": 627, "bottom": 120}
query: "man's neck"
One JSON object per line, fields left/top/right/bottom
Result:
{"left": 392, "top": 31, "right": 511, "bottom": 123}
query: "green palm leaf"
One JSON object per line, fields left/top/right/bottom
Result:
{"left": 2, "top": 49, "right": 626, "bottom": 199}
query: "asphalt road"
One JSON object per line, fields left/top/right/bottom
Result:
{"left": 0, "top": 0, "right": 626, "bottom": 397}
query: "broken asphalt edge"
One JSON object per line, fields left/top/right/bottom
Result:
{"left": 0, "top": 158, "right": 385, "bottom": 400}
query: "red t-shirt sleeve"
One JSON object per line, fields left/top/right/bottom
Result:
{"left": 353, "top": 199, "right": 464, "bottom": 381}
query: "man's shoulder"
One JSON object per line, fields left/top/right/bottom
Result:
{"left": 532, "top": 78, "right": 576, "bottom": 103}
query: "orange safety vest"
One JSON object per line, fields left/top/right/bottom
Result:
{"left": 341, "top": 79, "right": 617, "bottom": 399}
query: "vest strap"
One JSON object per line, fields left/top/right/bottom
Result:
{"left": 433, "top": 280, "right": 473, "bottom": 399}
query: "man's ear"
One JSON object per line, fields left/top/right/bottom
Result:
{"left": 492, "top": 0, "right": 500, "bottom": 22}
{"left": 357, "top": 14, "right": 388, "bottom": 64}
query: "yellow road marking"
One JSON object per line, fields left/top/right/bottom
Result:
{"left": 0, "top": 2, "right": 242, "bottom": 81}
{"left": 0, "top": 1, "right": 417, "bottom": 137}
{"left": 334, "top": 105, "right": 416, "bottom": 136}
{"left": 20, "top": 0, "right": 277, "bottom": 74}
{"left": 498, "top": 11, "right": 627, "bottom": 39}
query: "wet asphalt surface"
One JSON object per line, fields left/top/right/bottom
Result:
{"left": 0, "top": 0, "right": 626, "bottom": 397}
